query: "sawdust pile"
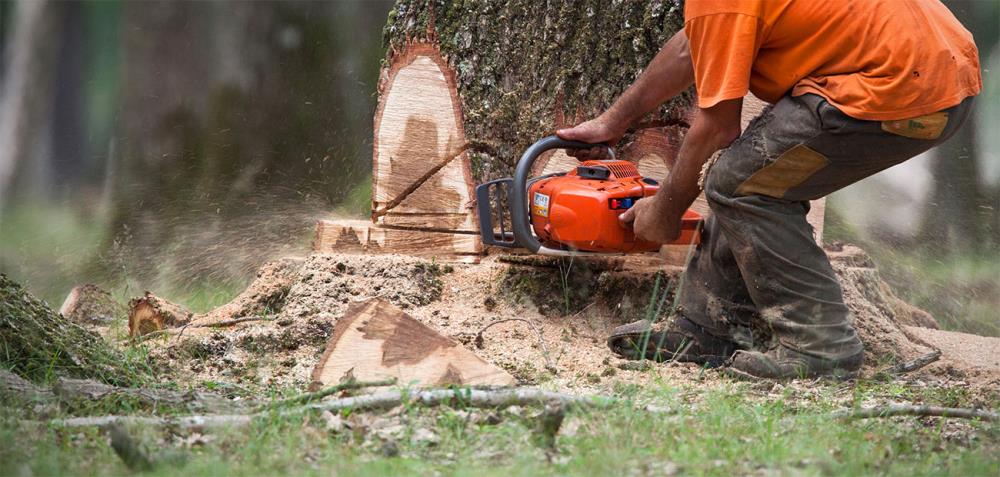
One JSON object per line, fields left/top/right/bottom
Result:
{"left": 145, "top": 254, "right": 447, "bottom": 388}
{"left": 134, "top": 247, "right": 998, "bottom": 395}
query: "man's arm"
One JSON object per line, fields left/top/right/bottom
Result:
{"left": 556, "top": 29, "right": 695, "bottom": 157}
{"left": 619, "top": 98, "right": 743, "bottom": 242}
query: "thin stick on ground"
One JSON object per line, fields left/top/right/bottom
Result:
{"left": 40, "top": 388, "right": 614, "bottom": 429}
{"left": 883, "top": 350, "right": 942, "bottom": 375}
{"left": 832, "top": 404, "right": 997, "bottom": 422}
{"left": 475, "top": 319, "right": 556, "bottom": 372}
{"left": 133, "top": 316, "right": 270, "bottom": 343}
{"left": 257, "top": 378, "right": 397, "bottom": 411}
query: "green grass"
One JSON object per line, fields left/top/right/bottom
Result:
{"left": 2, "top": 379, "right": 997, "bottom": 476}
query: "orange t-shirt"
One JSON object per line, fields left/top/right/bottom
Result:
{"left": 684, "top": 0, "right": 982, "bottom": 120}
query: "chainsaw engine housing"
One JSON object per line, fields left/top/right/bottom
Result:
{"left": 475, "top": 135, "right": 702, "bottom": 255}
{"left": 527, "top": 160, "right": 697, "bottom": 253}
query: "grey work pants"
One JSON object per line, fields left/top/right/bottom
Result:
{"left": 679, "top": 93, "right": 974, "bottom": 360}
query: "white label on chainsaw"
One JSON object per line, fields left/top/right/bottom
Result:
{"left": 532, "top": 192, "right": 550, "bottom": 217}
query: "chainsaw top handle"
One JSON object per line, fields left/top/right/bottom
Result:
{"left": 512, "top": 135, "right": 616, "bottom": 254}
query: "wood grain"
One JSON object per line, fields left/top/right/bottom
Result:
{"left": 373, "top": 43, "right": 476, "bottom": 232}
{"left": 127, "top": 292, "right": 192, "bottom": 337}
{"left": 313, "top": 219, "right": 481, "bottom": 263}
{"left": 311, "top": 299, "right": 514, "bottom": 388}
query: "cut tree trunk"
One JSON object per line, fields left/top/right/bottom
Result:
{"left": 128, "top": 292, "right": 193, "bottom": 337}
{"left": 311, "top": 299, "right": 515, "bottom": 389}
{"left": 356, "top": 2, "right": 826, "bottom": 263}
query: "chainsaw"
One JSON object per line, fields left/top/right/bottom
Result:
{"left": 476, "top": 135, "right": 702, "bottom": 256}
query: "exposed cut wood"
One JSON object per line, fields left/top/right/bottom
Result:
{"left": 58, "top": 283, "right": 122, "bottom": 325}
{"left": 373, "top": 42, "right": 476, "bottom": 233}
{"left": 313, "top": 219, "right": 481, "bottom": 263}
{"left": 311, "top": 299, "right": 514, "bottom": 389}
{"left": 127, "top": 292, "right": 193, "bottom": 337}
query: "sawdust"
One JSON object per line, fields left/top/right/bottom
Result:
{"left": 903, "top": 326, "right": 1000, "bottom": 396}
{"left": 134, "top": 247, "right": 997, "bottom": 397}
{"left": 143, "top": 254, "right": 447, "bottom": 388}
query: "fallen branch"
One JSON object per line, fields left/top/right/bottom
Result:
{"left": 832, "top": 404, "right": 997, "bottom": 422}
{"left": 302, "top": 388, "right": 613, "bottom": 414}
{"left": 257, "top": 378, "right": 397, "bottom": 411}
{"left": 41, "top": 388, "right": 613, "bottom": 429}
{"left": 108, "top": 424, "right": 154, "bottom": 472}
{"left": 475, "top": 319, "right": 556, "bottom": 373}
{"left": 884, "top": 350, "right": 942, "bottom": 375}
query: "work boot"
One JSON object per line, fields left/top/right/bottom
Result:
{"left": 607, "top": 316, "right": 737, "bottom": 367}
{"left": 723, "top": 345, "right": 864, "bottom": 381}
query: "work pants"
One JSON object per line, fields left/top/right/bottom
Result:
{"left": 678, "top": 93, "right": 974, "bottom": 360}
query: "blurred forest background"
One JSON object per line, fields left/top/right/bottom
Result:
{"left": 0, "top": 1, "right": 997, "bottom": 335}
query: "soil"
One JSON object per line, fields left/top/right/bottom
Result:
{"left": 133, "top": 247, "right": 1000, "bottom": 398}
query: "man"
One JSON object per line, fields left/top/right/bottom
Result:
{"left": 557, "top": 0, "right": 981, "bottom": 379}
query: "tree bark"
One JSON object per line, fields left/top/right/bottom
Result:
{"left": 0, "top": 274, "right": 140, "bottom": 386}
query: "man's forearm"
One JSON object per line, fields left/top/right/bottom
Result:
{"left": 603, "top": 30, "right": 695, "bottom": 128}
{"left": 654, "top": 99, "right": 744, "bottom": 220}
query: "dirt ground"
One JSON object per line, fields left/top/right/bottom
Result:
{"left": 136, "top": 248, "right": 1000, "bottom": 400}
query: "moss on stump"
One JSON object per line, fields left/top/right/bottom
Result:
{"left": 0, "top": 274, "right": 146, "bottom": 386}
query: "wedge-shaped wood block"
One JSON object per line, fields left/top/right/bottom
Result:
{"left": 311, "top": 299, "right": 514, "bottom": 388}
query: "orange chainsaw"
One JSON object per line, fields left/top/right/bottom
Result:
{"left": 477, "top": 136, "right": 702, "bottom": 256}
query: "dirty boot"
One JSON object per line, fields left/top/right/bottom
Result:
{"left": 723, "top": 345, "right": 863, "bottom": 381}
{"left": 607, "top": 316, "right": 737, "bottom": 367}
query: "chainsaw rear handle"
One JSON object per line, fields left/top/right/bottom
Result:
{"left": 512, "top": 135, "right": 616, "bottom": 254}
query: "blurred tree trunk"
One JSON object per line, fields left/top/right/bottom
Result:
{"left": 0, "top": 0, "right": 63, "bottom": 209}
{"left": 107, "top": 1, "right": 390, "bottom": 283}
{"left": 918, "top": 0, "right": 999, "bottom": 252}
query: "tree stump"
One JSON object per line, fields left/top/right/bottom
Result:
{"left": 127, "top": 292, "right": 193, "bottom": 337}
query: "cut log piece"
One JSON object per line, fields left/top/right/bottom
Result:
{"left": 127, "top": 293, "right": 193, "bottom": 337}
{"left": 311, "top": 299, "right": 514, "bottom": 389}
{"left": 313, "top": 219, "right": 481, "bottom": 263}
{"left": 373, "top": 42, "right": 476, "bottom": 233}
{"left": 59, "top": 284, "right": 123, "bottom": 325}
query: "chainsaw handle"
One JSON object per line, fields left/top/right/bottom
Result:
{"left": 512, "top": 135, "right": 615, "bottom": 253}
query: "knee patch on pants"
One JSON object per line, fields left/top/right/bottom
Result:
{"left": 734, "top": 144, "right": 829, "bottom": 199}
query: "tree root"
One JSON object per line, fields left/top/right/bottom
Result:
{"left": 832, "top": 404, "right": 997, "bottom": 422}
